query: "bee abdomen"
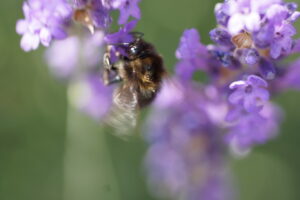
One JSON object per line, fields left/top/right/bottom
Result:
{"left": 137, "top": 88, "right": 158, "bottom": 108}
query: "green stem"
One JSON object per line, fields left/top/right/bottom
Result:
{"left": 63, "top": 100, "right": 121, "bottom": 200}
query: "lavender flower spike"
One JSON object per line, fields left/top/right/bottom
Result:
{"left": 226, "top": 103, "right": 281, "bottom": 153}
{"left": 145, "top": 80, "right": 234, "bottom": 200}
{"left": 214, "top": 0, "right": 300, "bottom": 60}
{"left": 175, "top": 29, "right": 208, "bottom": 81}
{"left": 68, "top": 75, "right": 113, "bottom": 120}
{"left": 16, "top": 0, "right": 72, "bottom": 51}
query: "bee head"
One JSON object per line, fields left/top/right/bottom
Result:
{"left": 124, "top": 33, "right": 157, "bottom": 60}
{"left": 126, "top": 42, "right": 147, "bottom": 60}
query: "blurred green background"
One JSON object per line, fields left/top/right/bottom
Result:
{"left": 1, "top": 0, "right": 300, "bottom": 200}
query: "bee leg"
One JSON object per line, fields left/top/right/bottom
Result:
{"left": 103, "top": 51, "right": 125, "bottom": 85}
{"left": 103, "top": 68, "right": 122, "bottom": 85}
{"left": 109, "top": 75, "right": 122, "bottom": 85}
{"left": 103, "top": 68, "right": 110, "bottom": 85}
{"left": 103, "top": 52, "right": 114, "bottom": 70}
{"left": 103, "top": 53, "right": 118, "bottom": 85}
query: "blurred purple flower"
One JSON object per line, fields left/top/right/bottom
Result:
{"left": 175, "top": 29, "right": 208, "bottom": 81}
{"left": 175, "top": 60, "right": 200, "bottom": 81}
{"left": 228, "top": 75, "right": 269, "bottom": 113}
{"left": 68, "top": 75, "right": 113, "bottom": 120}
{"left": 145, "top": 80, "right": 234, "bottom": 200}
{"left": 45, "top": 37, "right": 79, "bottom": 78}
{"left": 45, "top": 31, "right": 105, "bottom": 79}
{"left": 153, "top": 79, "right": 185, "bottom": 108}
{"left": 280, "top": 58, "right": 300, "bottom": 90}
{"left": 16, "top": 0, "right": 72, "bottom": 51}
{"left": 176, "top": 29, "right": 207, "bottom": 60}
{"left": 226, "top": 103, "right": 281, "bottom": 153}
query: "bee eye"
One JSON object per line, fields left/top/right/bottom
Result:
{"left": 130, "top": 45, "right": 139, "bottom": 55}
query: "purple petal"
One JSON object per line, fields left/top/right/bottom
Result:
{"left": 239, "top": 48, "right": 260, "bottom": 65}
{"left": 270, "top": 42, "right": 282, "bottom": 59}
{"left": 259, "top": 59, "right": 276, "bottom": 80}
{"left": 214, "top": 3, "right": 230, "bottom": 26}
{"left": 124, "top": 19, "right": 138, "bottom": 32}
{"left": 290, "top": 11, "right": 300, "bottom": 22}
{"left": 22, "top": 2, "right": 31, "bottom": 19}
{"left": 118, "top": 10, "right": 131, "bottom": 25}
{"left": 229, "top": 80, "right": 246, "bottom": 89}
{"left": 228, "top": 89, "right": 244, "bottom": 104}
{"left": 281, "top": 37, "right": 293, "bottom": 52}
{"left": 247, "top": 75, "right": 268, "bottom": 87}
{"left": 253, "top": 24, "right": 274, "bottom": 48}
{"left": 285, "top": 2, "right": 298, "bottom": 13}
{"left": 117, "top": 0, "right": 141, "bottom": 24}
{"left": 105, "top": 20, "right": 137, "bottom": 44}
{"left": 130, "top": 3, "right": 141, "bottom": 19}
{"left": 17, "top": 0, "right": 72, "bottom": 51}
{"left": 209, "top": 28, "right": 233, "bottom": 47}
{"left": 176, "top": 29, "right": 206, "bottom": 60}
{"left": 45, "top": 36, "right": 80, "bottom": 78}
{"left": 40, "top": 28, "right": 51, "bottom": 46}
{"left": 244, "top": 12, "right": 260, "bottom": 32}
{"left": 266, "top": 4, "right": 289, "bottom": 23}
{"left": 16, "top": 19, "right": 28, "bottom": 34}
{"left": 251, "top": 0, "right": 282, "bottom": 13}
{"left": 243, "top": 95, "right": 262, "bottom": 112}
{"left": 226, "top": 106, "right": 243, "bottom": 122}
{"left": 20, "top": 33, "right": 40, "bottom": 51}
{"left": 281, "top": 58, "right": 300, "bottom": 89}
{"left": 175, "top": 60, "right": 196, "bottom": 81}
{"left": 291, "top": 39, "right": 300, "bottom": 53}
{"left": 228, "top": 13, "right": 245, "bottom": 34}
{"left": 254, "top": 87, "right": 270, "bottom": 101}
{"left": 51, "top": 27, "right": 68, "bottom": 39}
{"left": 281, "top": 23, "right": 296, "bottom": 36}
{"left": 56, "top": 2, "right": 72, "bottom": 18}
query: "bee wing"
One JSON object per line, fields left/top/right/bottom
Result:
{"left": 104, "top": 85, "right": 139, "bottom": 137}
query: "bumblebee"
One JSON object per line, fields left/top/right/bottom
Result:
{"left": 103, "top": 33, "right": 166, "bottom": 132}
